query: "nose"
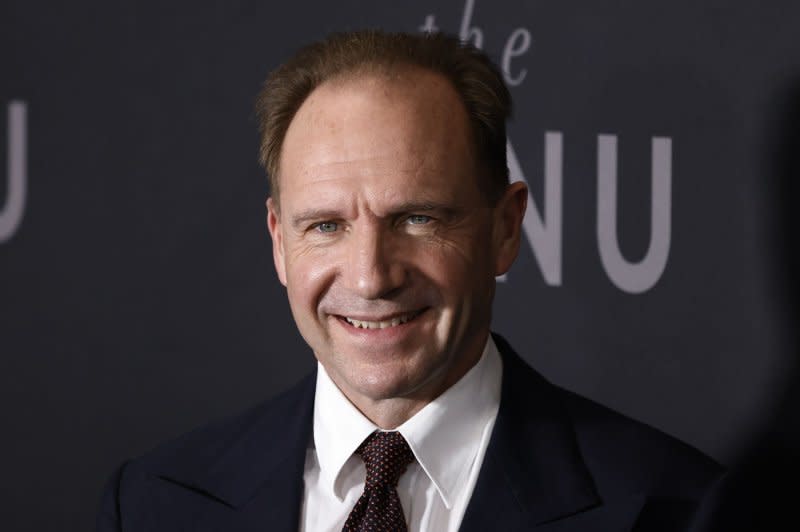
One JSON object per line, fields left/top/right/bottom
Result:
{"left": 344, "top": 224, "right": 406, "bottom": 299}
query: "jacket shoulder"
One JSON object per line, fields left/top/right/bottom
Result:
{"left": 97, "top": 371, "right": 315, "bottom": 531}
{"left": 133, "top": 371, "right": 315, "bottom": 478}
{"left": 492, "top": 332, "right": 722, "bottom": 502}
{"left": 558, "top": 386, "right": 723, "bottom": 500}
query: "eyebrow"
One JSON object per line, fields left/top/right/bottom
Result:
{"left": 386, "top": 201, "right": 453, "bottom": 215}
{"left": 289, "top": 202, "right": 455, "bottom": 229}
{"left": 290, "top": 209, "right": 345, "bottom": 229}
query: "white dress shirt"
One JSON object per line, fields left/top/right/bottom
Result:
{"left": 300, "top": 337, "right": 503, "bottom": 532}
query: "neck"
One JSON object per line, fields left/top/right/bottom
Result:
{"left": 360, "top": 397, "right": 428, "bottom": 430}
{"left": 326, "top": 331, "right": 489, "bottom": 429}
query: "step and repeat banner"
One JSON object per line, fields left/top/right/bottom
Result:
{"left": 2, "top": 1, "right": 799, "bottom": 530}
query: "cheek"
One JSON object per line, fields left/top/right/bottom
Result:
{"left": 419, "top": 234, "right": 496, "bottom": 330}
{"left": 422, "top": 251, "right": 469, "bottom": 288}
{"left": 284, "top": 258, "right": 335, "bottom": 351}
{"left": 285, "top": 250, "right": 338, "bottom": 315}
{"left": 419, "top": 232, "right": 493, "bottom": 288}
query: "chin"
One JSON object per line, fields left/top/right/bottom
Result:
{"left": 355, "top": 358, "right": 449, "bottom": 402}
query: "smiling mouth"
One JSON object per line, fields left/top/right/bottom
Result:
{"left": 338, "top": 309, "right": 426, "bottom": 330}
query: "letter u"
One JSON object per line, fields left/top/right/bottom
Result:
{"left": 597, "top": 135, "right": 672, "bottom": 293}
{"left": 1, "top": 101, "right": 27, "bottom": 243}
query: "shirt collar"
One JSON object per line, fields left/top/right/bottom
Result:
{"left": 312, "top": 362, "right": 378, "bottom": 499}
{"left": 312, "top": 336, "right": 503, "bottom": 509}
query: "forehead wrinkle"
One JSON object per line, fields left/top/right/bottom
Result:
{"left": 284, "top": 127, "right": 432, "bottom": 185}
{"left": 304, "top": 156, "right": 419, "bottom": 178}
{"left": 282, "top": 150, "right": 470, "bottom": 216}
{"left": 286, "top": 173, "right": 458, "bottom": 225}
{"left": 287, "top": 146, "right": 446, "bottom": 189}
{"left": 279, "top": 68, "right": 480, "bottom": 211}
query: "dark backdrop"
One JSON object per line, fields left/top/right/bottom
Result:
{"left": 2, "top": 1, "right": 799, "bottom": 530}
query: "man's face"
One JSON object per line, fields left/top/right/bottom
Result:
{"left": 267, "top": 70, "right": 525, "bottom": 414}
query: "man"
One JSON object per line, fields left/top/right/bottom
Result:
{"left": 98, "top": 31, "right": 722, "bottom": 531}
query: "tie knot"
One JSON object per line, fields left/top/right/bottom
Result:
{"left": 356, "top": 431, "right": 414, "bottom": 492}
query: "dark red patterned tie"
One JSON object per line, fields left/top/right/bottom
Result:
{"left": 342, "top": 431, "right": 415, "bottom": 532}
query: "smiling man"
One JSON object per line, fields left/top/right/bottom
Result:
{"left": 268, "top": 65, "right": 518, "bottom": 432}
{"left": 99, "top": 31, "right": 722, "bottom": 532}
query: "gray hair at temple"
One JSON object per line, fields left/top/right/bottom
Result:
{"left": 255, "top": 30, "right": 512, "bottom": 206}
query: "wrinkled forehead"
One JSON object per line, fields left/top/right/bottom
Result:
{"left": 276, "top": 69, "right": 477, "bottom": 204}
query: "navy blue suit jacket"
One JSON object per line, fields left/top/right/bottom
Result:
{"left": 98, "top": 335, "right": 722, "bottom": 531}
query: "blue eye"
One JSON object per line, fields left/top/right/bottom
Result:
{"left": 407, "top": 215, "right": 431, "bottom": 225}
{"left": 316, "top": 222, "right": 338, "bottom": 233}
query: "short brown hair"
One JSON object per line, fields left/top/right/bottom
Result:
{"left": 255, "top": 30, "right": 512, "bottom": 204}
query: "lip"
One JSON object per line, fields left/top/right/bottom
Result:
{"left": 337, "top": 309, "right": 425, "bottom": 323}
{"left": 333, "top": 308, "right": 429, "bottom": 338}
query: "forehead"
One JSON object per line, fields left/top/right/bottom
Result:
{"left": 277, "top": 69, "right": 477, "bottom": 203}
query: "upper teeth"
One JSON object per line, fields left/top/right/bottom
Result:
{"left": 345, "top": 313, "right": 415, "bottom": 329}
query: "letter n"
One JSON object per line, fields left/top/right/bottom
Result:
{"left": 507, "top": 132, "right": 563, "bottom": 285}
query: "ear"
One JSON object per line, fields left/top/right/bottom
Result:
{"left": 266, "top": 197, "right": 288, "bottom": 286}
{"left": 492, "top": 181, "right": 528, "bottom": 276}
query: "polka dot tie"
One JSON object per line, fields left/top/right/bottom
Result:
{"left": 342, "top": 431, "right": 415, "bottom": 532}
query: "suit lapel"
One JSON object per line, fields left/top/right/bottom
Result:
{"left": 460, "top": 335, "right": 601, "bottom": 531}
{"left": 149, "top": 338, "right": 605, "bottom": 530}
{"left": 152, "top": 370, "right": 316, "bottom": 531}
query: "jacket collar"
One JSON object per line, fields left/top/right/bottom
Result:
{"left": 150, "top": 369, "right": 316, "bottom": 510}
{"left": 459, "top": 334, "right": 602, "bottom": 530}
{"left": 148, "top": 334, "right": 601, "bottom": 528}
